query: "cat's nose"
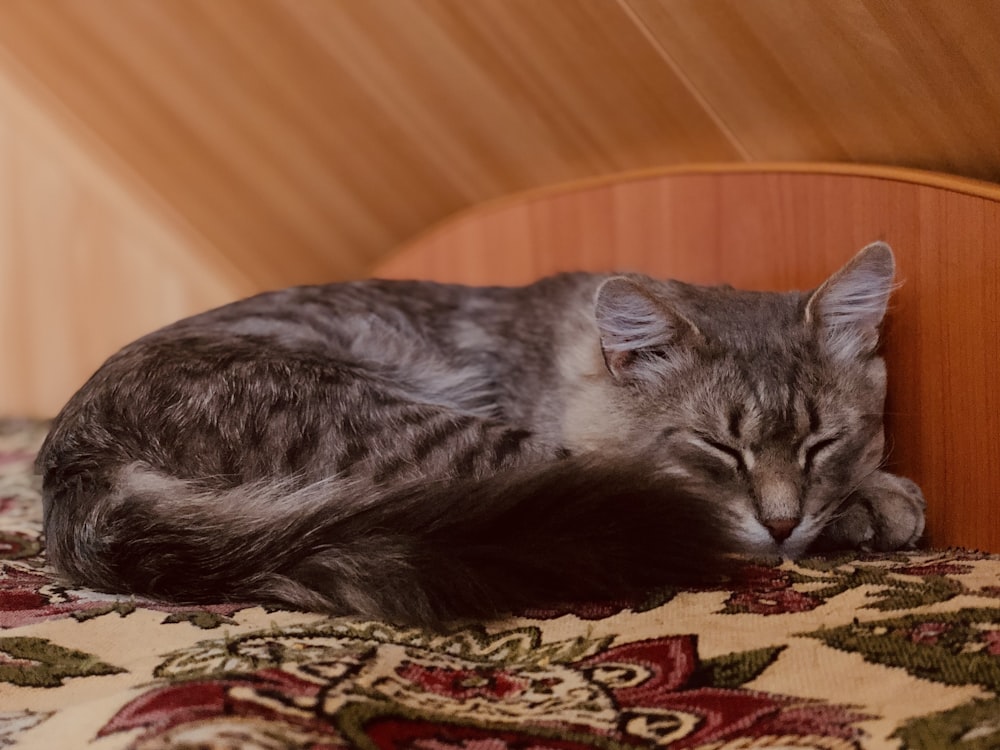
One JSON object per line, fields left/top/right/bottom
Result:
{"left": 765, "top": 518, "right": 799, "bottom": 544}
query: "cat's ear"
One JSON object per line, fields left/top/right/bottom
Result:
{"left": 594, "top": 277, "right": 700, "bottom": 382}
{"left": 805, "top": 242, "right": 896, "bottom": 360}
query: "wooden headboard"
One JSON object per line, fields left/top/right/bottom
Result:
{"left": 375, "top": 164, "right": 1000, "bottom": 553}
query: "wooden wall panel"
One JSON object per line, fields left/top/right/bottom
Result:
{"left": 0, "top": 0, "right": 740, "bottom": 289}
{"left": 0, "top": 67, "right": 251, "bottom": 417}
{"left": 625, "top": 0, "right": 1000, "bottom": 178}
{"left": 1, "top": 1, "right": 997, "bottom": 293}
{"left": 0, "top": 1, "right": 999, "bottom": 416}
{"left": 376, "top": 166, "right": 1000, "bottom": 554}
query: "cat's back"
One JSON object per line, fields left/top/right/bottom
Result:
{"left": 35, "top": 273, "right": 600, "bottom": 481}
{"left": 142, "top": 273, "right": 599, "bottom": 351}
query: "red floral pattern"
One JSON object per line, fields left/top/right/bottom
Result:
{"left": 909, "top": 621, "right": 952, "bottom": 645}
{"left": 396, "top": 662, "right": 534, "bottom": 701}
{"left": 96, "top": 625, "right": 868, "bottom": 749}
{"left": 3, "top": 419, "right": 1000, "bottom": 749}
{"left": 0, "top": 562, "right": 251, "bottom": 629}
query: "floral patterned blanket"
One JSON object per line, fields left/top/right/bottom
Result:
{"left": 2, "top": 420, "right": 999, "bottom": 749}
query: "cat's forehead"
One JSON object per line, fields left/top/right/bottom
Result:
{"left": 658, "top": 280, "right": 808, "bottom": 345}
{"left": 702, "top": 350, "right": 812, "bottom": 415}
{"left": 657, "top": 281, "right": 836, "bottom": 417}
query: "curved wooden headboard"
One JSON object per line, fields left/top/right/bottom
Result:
{"left": 375, "top": 164, "right": 1000, "bottom": 554}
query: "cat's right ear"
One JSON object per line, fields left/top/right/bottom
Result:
{"left": 594, "top": 277, "right": 700, "bottom": 383}
{"left": 805, "top": 242, "right": 897, "bottom": 361}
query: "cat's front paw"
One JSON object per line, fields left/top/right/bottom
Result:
{"left": 821, "top": 472, "right": 926, "bottom": 552}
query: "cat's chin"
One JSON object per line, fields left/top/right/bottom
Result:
{"left": 732, "top": 533, "right": 815, "bottom": 561}
{"left": 726, "top": 513, "right": 828, "bottom": 560}
{"left": 777, "top": 543, "right": 811, "bottom": 561}
{"left": 736, "top": 547, "right": 808, "bottom": 566}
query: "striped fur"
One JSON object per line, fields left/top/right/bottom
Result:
{"left": 37, "top": 243, "right": 925, "bottom": 626}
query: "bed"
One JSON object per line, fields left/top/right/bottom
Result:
{"left": 2, "top": 164, "right": 998, "bottom": 749}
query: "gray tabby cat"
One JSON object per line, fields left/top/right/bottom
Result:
{"left": 37, "top": 242, "right": 925, "bottom": 626}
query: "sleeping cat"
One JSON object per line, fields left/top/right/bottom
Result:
{"left": 37, "top": 242, "right": 924, "bottom": 626}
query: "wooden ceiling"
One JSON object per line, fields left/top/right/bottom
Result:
{"left": 1, "top": 0, "right": 999, "bottom": 288}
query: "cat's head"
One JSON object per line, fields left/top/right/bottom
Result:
{"left": 593, "top": 242, "right": 897, "bottom": 557}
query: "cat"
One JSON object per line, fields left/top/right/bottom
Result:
{"left": 36, "top": 241, "right": 925, "bottom": 626}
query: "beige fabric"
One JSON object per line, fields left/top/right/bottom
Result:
{"left": 2, "top": 421, "right": 998, "bottom": 749}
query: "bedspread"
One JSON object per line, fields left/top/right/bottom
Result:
{"left": 2, "top": 420, "right": 999, "bottom": 749}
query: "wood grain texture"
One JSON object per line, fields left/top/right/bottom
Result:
{"left": 0, "top": 65, "right": 251, "bottom": 417}
{"left": 0, "top": 0, "right": 739, "bottom": 289}
{"left": 624, "top": 0, "right": 1000, "bottom": 177}
{"left": 1, "top": 1, "right": 999, "bottom": 289}
{"left": 376, "top": 165, "right": 1000, "bottom": 554}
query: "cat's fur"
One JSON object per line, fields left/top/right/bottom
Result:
{"left": 37, "top": 242, "right": 925, "bottom": 626}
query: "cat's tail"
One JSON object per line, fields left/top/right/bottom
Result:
{"left": 43, "top": 456, "right": 738, "bottom": 627}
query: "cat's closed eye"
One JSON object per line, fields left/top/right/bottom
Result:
{"left": 693, "top": 435, "right": 749, "bottom": 472}
{"left": 800, "top": 435, "right": 841, "bottom": 472}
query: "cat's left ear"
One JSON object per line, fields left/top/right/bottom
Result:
{"left": 594, "top": 277, "right": 700, "bottom": 382}
{"left": 805, "top": 242, "right": 897, "bottom": 360}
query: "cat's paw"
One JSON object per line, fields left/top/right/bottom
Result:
{"left": 822, "top": 472, "right": 926, "bottom": 552}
